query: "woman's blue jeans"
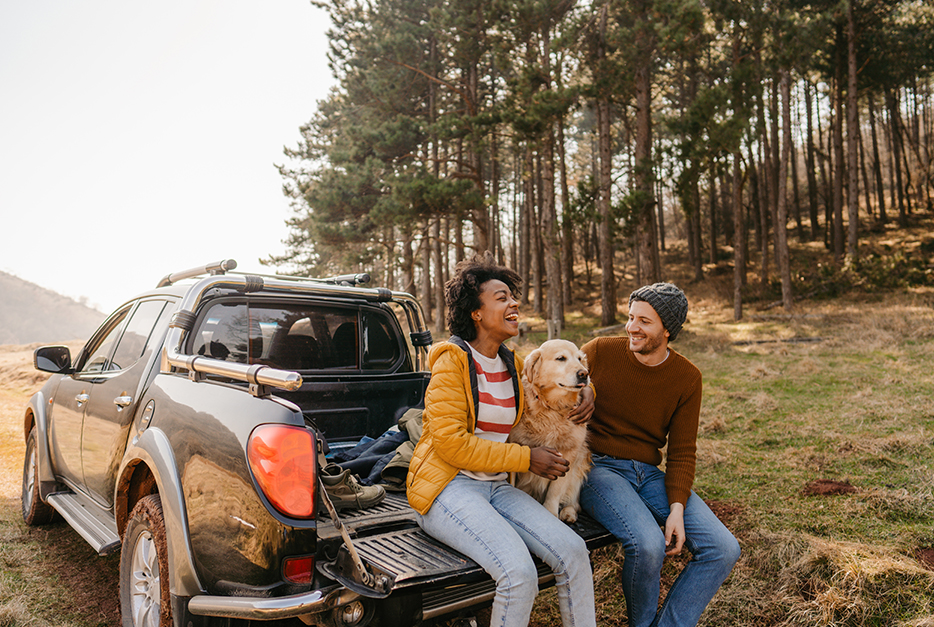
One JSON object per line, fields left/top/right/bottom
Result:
{"left": 580, "top": 457, "right": 740, "bottom": 627}
{"left": 416, "top": 473, "right": 596, "bottom": 627}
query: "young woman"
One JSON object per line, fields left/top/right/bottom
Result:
{"left": 407, "top": 253, "right": 596, "bottom": 627}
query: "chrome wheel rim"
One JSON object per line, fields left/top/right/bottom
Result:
{"left": 129, "top": 530, "right": 160, "bottom": 627}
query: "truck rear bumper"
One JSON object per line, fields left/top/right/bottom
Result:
{"left": 187, "top": 584, "right": 360, "bottom": 621}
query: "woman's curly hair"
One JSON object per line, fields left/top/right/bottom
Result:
{"left": 445, "top": 252, "right": 522, "bottom": 342}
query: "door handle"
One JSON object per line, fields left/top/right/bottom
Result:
{"left": 114, "top": 395, "right": 133, "bottom": 408}
{"left": 75, "top": 393, "right": 89, "bottom": 405}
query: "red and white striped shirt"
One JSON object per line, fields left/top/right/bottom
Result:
{"left": 461, "top": 344, "right": 517, "bottom": 481}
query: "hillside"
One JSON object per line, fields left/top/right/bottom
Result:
{"left": 0, "top": 271, "right": 104, "bottom": 345}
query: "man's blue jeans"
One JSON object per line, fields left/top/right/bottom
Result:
{"left": 416, "top": 473, "right": 596, "bottom": 627}
{"left": 580, "top": 457, "right": 740, "bottom": 627}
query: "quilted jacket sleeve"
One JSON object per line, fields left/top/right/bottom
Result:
{"left": 424, "top": 348, "right": 530, "bottom": 474}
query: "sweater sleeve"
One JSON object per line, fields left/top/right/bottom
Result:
{"left": 425, "top": 350, "right": 530, "bottom": 474}
{"left": 663, "top": 372, "right": 702, "bottom": 506}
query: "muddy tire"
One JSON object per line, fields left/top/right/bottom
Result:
{"left": 120, "top": 495, "right": 172, "bottom": 627}
{"left": 21, "top": 427, "right": 56, "bottom": 525}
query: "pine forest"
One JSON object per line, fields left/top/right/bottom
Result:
{"left": 273, "top": 0, "right": 934, "bottom": 333}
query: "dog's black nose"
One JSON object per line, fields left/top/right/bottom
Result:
{"left": 577, "top": 370, "right": 588, "bottom": 384}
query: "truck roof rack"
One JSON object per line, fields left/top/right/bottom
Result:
{"left": 157, "top": 260, "right": 372, "bottom": 289}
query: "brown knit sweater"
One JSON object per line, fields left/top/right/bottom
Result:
{"left": 581, "top": 336, "right": 703, "bottom": 506}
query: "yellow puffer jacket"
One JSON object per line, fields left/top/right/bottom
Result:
{"left": 406, "top": 338, "right": 529, "bottom": 515}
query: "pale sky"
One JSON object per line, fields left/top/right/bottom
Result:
{"left": 1, "top": 0, "right": 334, "bottom": 313}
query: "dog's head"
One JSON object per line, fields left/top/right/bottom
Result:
{"left": 522, "top": 339, "right": 590, "bottom": 410}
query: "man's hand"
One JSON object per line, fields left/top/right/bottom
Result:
{"left": 664, "top": 502, "right": 686, "bottom": 556}
{"left": 568, "top": 385, "right": 595, "bottom": 425}
{"left": 529, "top": 446, "right": 570, "bottom": 481}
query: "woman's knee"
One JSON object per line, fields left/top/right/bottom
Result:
{"left": 497, "top": 551, "right": 539, "bottom": 596}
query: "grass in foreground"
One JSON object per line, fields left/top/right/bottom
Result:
{"left": 0, "top": 385, "right": 120, "bottom": 627}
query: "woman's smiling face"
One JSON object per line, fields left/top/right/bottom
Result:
{"left": 472, "top": 279, "right": 520, "bottom": 343}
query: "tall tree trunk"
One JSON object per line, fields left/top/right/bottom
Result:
{"left": 692, "top": 186, "right": 703, "bottom": 281}
{"left": 432, "top": 219, "right": 444, "bottom": 337}
{"left": 511, "top": 149, "right": 520, "bottom": 270}
{"left": 815, "top": 88, "right": 832, "bottom": 247}
{"left": 732, "top": 154, "right": 745, "bottom": 320}
{"left": 758, "top": 79, "right": 771, "bottom": 285}
{"left": 420, "top": 233, "right": 432, "bottom": 324}
{"left": 490, "top": 119, "right": 501, "bottom": 262}
{"left": 533, "top": 154, "right": 544, "bottom": 314}
{"left": 401, "top": 230, "right": 414, "bottom": 295}
{"left": 520, "top": 143, "right": 533, "bottom": 306}
{"left": 859, "top": 126, "right": 874, "bottom": 220}
{"left": 790, "top": 90, "right": 804, "bottom": 242}
{"left": 540, "top": 25, "right": 563, "bottom": 335}
{"left": 846, "top": 0, "right": 859, "bottom": 260}
{"left": 769, "top": 79, "right": 781, "bottom": 269}
{"left": 832, "top": 59, "right": 846, "bottom": 262}
{"left": 804, "top": 80, "right": 821, "bottom": 240}
{"left": 709, "top": 172, "right": 718, "bottom": 265}
{"left": 777, "top": 70, "right": 794, "bottom": 310}
{"left": 633, "top": 0, "right": 660, "bottom": 284}
{"left": 596, "top": 7, "right": 616, "bottom": 326}
{"left": 886, "top": 87, "right": 908, "bottom": 227}
{"left": 558, "top": 118, "right": 574, "bottom": 307}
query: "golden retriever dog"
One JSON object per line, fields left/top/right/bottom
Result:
{"left": 508, "top": 339, "right": 592, "bottom": 523}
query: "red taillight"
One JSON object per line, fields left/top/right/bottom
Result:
{"left": 283, "top": 555, "right": 315, "bottom": 584}
{"left": 247, "top": 424, "right": 317, "bottom": 519}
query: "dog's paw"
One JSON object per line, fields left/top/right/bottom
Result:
{"left": 558, "top": 506, "right": 578, "bottom": 523}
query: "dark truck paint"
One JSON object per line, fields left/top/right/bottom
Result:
{"left": 21, "top": 260, "right": 613, "bottom": 627}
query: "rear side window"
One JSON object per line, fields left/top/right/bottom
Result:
{"left": 190, "top": 301, "right": 405, "bottom": 372}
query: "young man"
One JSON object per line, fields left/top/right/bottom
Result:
{"left": 579, "top": 282, "right": 740, "bottom": 627}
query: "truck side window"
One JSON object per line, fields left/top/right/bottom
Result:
{"left": 363, "top": 314, "right": 402, "bottom": 370}
{"left": 107, "top": 300, "right": 169, "bottom": 371}
{"left": 80, "top": 307, "right": 131, "bottom": 374}
{"left": 192, "top": 303, "right": 251, "bottom": 364}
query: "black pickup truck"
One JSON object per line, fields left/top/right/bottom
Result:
{"left": 21, "top": 260, "right": 612, "bottom": 627}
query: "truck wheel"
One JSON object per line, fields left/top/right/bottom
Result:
{"left": 21, "top": 427, "right": 56, "bottom": 525}
{"left": 120, "top": 495, "right": 172, "bottom": 627}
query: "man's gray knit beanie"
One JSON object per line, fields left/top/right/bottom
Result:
{"left": 629, "top": 282, "right": 688, "bottom": 341}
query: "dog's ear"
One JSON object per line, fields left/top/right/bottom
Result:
{"left": 523, "top": 348, "right": 542, "bottom": 389}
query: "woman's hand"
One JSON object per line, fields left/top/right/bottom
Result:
{"left": 568, "top": 385, "right": 595, "bottom": 425}
{"left": 529, "top": 446, "right": 570, "bottom": 481}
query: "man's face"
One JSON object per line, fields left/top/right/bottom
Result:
{"left": 626, "top": 300, "right": 669, "bottom": 359}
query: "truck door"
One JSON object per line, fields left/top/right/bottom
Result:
{"left": 81, "top": 299, "right": 173, "bottom": 508}
{"left": 48, "top": 306, "right": 131, "bottom": 490}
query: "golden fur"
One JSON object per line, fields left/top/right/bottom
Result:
{"left": 508, "top": 339, "right": 592, "bottom": 522}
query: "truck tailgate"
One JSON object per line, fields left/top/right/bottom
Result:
{"left": 317, "top": 493, "right": 615, "bottom": 592}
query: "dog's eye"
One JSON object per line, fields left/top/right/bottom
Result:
{"left": 555, "top": 355, "right": 567, "bottom": 361}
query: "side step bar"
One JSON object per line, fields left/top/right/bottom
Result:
{"left": 47, "top": 492, "right": 121, "bottom": 555}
